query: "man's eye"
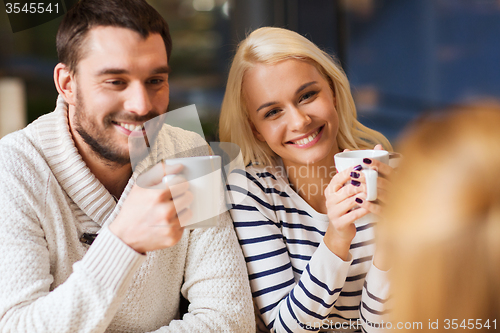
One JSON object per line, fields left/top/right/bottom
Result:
{"left": 107, "top": 80, "right": 124, "bottom": 86}
{"left": 148, "top": 78, "right": 165, "bottom": 85}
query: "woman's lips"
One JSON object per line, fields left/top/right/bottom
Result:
{"left": 287, "top": 126, "right": 324, "bottom": 148}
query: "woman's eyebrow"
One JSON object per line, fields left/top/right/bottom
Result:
{"left": 256, "top": 101, "right": 278, "bottom": 113}
{"left": 255, "top": 81, "right": 318, "bottom": 113}
{"left": 295, "top": 81, "right": 317, "bottom": 94}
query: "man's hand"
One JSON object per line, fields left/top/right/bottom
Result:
{"left": 109, "top": 163, "right": 193, "bottom": 253}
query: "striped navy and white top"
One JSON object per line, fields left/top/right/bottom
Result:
{"left": 227, "top": 162, "right": 390, "bottom": 333}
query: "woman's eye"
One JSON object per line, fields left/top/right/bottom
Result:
{"left": 265, "top": 109, "right": 280, "bottom": 118}
{"left": 300, "top": 91, "right": 318, "bottom": 102}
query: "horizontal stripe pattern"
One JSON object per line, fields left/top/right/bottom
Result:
{"left": 227, "top": 164, "right": 389, "bottom": 333}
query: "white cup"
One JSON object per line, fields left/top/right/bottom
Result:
{"left": 162, "top": 155, "right": 222, "bottom": 228}
{"left": 334, "top": 150, "right": 389, "bottom": 201}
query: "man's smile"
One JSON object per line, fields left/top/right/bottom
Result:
{"left": 112, "top": 121, "right": 147, "bottom": 137}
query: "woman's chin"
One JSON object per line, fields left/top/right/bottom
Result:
{"left": 284, "top": 154, "right": 332, "bottom": 167}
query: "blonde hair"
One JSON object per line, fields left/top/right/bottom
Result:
{"left": 219, "top": 27, "right": 391, "bottom": 166}
{"left": 381, "top": 105, "right": 500, "bottom": 327}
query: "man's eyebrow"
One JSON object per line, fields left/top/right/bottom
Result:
{"left": 152, "top": 66, "right": 171, "bottom": 75}
{"left": 255, "top": 81, "right": 318, "bottom": 113}
{"left": 97, "top": 68, "right": 129, "bottom": 76}
{"left": 96, "top": 66, "right": 171, "bottom": 76}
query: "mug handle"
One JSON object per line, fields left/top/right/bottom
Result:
{"left": 362, "top": 169, "right": 378, "bottom": 201}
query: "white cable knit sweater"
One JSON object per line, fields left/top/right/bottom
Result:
{"left": 0, "top": 96, "right": 255, "bottom": 333}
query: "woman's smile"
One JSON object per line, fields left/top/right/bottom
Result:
{"left": 286, "top": 125, "right": 324, "bottom": 148}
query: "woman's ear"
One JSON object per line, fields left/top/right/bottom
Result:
{"left": 54, "top": 63, "right": 76, "bottom": 105}
{"left": 250, "top": 121, "right": 266, "bottom": 142}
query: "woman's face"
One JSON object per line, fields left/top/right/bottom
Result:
{"left": 243, "top": 59, "right": 340, "bottom": 168}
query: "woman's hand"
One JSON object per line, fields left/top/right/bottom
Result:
{"left": 323, "top": 145, "right": 394, "bottom": 260}
{"left": 352, "top": 144, "right": 394, "bottom": 216}
{"left": 323, "top": 165, "right": 369, "bottom": 260}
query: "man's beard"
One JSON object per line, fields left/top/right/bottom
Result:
{"left": 73, "top": 88, "right": 161, "bottom": 167}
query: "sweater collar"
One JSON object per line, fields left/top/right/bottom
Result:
{"left": 36, "top": 95, "right": 117, "bottom": 226}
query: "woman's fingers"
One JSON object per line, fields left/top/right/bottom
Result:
{"left": 350, "top": 173, "right": 390, "bottom": 205}
{"left": 343, "top": 206, "right": 370, "bottom": 222}
{"left": 326, "top": 165, "right": 361, "bottom": 195}
{"left": 357, "top": 197, "right": 383, "bottom": 216}
{"left": 327, "top": 194, "right": 360, "bottom": 219}
{"left": 362, "top": 158, "right": 394, "bottom": 179}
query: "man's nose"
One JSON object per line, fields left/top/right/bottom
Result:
{"left": 288, "top": 107, "right": 312, "bottom": 131}
{"left": 124, "top": 83, "right": 153, "bottom": 115}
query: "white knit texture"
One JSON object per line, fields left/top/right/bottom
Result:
{"left": 0, "top": 96, "right": 255, "bottom": 333}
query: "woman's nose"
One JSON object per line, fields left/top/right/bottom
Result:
{"left": 288, "top": 107, "right": 312, "bottom": 131}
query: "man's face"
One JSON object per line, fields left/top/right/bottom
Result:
{"left": 70, "top": 26, "right": 170, "bottom": 165}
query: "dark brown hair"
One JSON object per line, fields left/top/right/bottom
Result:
{"left": 56, "top": 0, "right": 172, "bottom": 73}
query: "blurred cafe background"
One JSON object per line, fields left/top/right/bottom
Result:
{"left": 1, "top": 0, "right": 500, "bottom": 142}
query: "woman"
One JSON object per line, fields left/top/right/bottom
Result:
{"left": 380, "top": 105, "right": 500, "bottom": 330}
{"left": 219, "top": 27, "right": 393, "bottom": 332}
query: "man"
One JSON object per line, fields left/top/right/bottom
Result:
{"left": 0, "top": 0, "right": 255, "bottom": 332}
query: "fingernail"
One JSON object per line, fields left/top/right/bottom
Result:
{"left": 162, "top": 174, "right": 176, "bottom": 184}
{"left": 351, "top": 180, "right": 361, "bottom": 187}
{"left": 353, "top": 165, "right": 362, "bottom": 171}
{"left": 363, "top": 158, "right": 372, "bottom": 164}
{"left": 355, "top": 197, "right": 363, "bottom": 204}
{"left": 350, "top": 172, "right": 360, "bottom": 179}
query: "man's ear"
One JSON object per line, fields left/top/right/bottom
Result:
{"left": 54, "top": 63, "right": 76, "bottom": 105}
{"left": 249, "top": 121, "right": 266, "bottom": 142}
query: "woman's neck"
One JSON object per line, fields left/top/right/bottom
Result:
{"left": 284, "top": 155, "right": 337, "bottom": 214}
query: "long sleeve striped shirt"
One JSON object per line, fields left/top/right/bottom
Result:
{"left": 227, "top": 162, "right": 390, "bottom": 333}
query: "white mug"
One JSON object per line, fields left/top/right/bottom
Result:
{"left": 334, "top": 150, "right": 389, "bottom": 201}
{"left": 162, "top": 155, "right": 222, "bottom": 228}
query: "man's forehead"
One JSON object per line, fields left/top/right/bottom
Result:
{"left": 85, "top": 26, "right": 163, "bottom": 50}
{"left": 78, "top": 26, "right": 168, "bottom": 70}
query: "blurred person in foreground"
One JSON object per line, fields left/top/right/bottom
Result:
{"left": 219, "top": 27, "right": 394, "bottom": 333}
{"left": 380, "top": 105, "right": 500, "bottom": 331}
{"left": 0, "top": 0, "right": 254, "bottom": 332}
